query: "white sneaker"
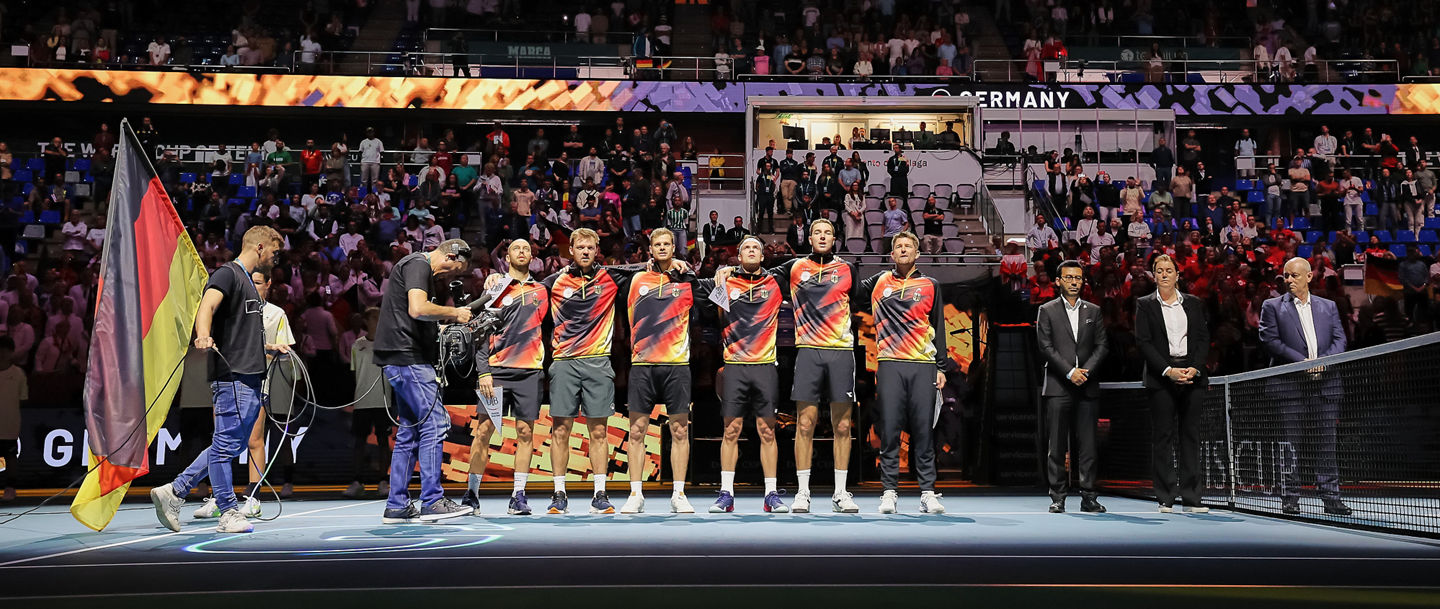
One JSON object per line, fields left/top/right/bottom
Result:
{"left": 620, "top": 493, "right": 645, "bottom": 514}
{"left": 878, "top": 489, "right": 899, "bottom": 514}
{"left": 670, "top": 493, "right": 695, "bottom": 514}
{"left": 216, "top": 508, "right": 254, "bottom": 533}
{"left": 1184, "top": 505, "right": 1210, "bottom": 514}
{"left": 242, "top": 495, "right": 262, "bottom": 518}
{"left": 791, "top": 490, "right": 812, "bottom": 513}
{"left": 832, "top": 492, "right": 860, "bottom": 513}
{"left": 149, "top": 484, "right": 185, "bottom": 532}
{"left": 342, "top": 481, "right": 365, "bottom": 498}
{"left": 193, "top": 497, "right": 220, "bottom": 520}
{"left": 1158, "top": 505, "right": 1174, "bottom": 513}
{"left": 919, "top": 491, "right": 946, "bottom": 514}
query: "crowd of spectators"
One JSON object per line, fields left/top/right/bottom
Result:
{"left": 706, "top": 0, "right": 975, "bottom": 78}
{"left": 1006, "top": 124, "right": 1440, "bottom": 379}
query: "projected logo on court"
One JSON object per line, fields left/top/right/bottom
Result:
{"left": 181, "top": 524, "right": 511, "bottom": 556}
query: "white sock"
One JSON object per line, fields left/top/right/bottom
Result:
{"left": 594, "top": 474, "right": 607, "bottom": 495}
{"left": 513, "top": 472, "right": 528, "bottom": 496}
{"left": 764, "top": 477, "right": 777, "bottom": 495}
{"left": 720, "top": 471, "right": 735, "bottom": 494}
{"left": 630, "top": 480, "right": 643, "bottom": 495}
{"left": 467, "top": 473, "right": 482, "bottom": 493}
{"left": 834, "top": 469, "right": 848, "bottom": 497}
{"left": 672, "top": 480, "right": 685, "bottom": 496}
{"left": 553, "top": 476, "right": 566, "bottom": 493}
{"left": 797, "top": 469, "right": 811, "bottom": 495}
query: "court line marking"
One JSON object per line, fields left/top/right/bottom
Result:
{"left": 0, "top": 500, "right": 380, "bottom": 568}
{"left": 6, "top": 553, "right": 1440, "bottom": 570}
{"left": 6, "top": 583, "right": 1440, "bottom": 600}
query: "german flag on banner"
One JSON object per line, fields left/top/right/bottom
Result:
{"left": 1365, "top": 256, "right": 1404, "bottom": 298}
{"left": 70, "top": 119, "right": 208, "bottom": 531}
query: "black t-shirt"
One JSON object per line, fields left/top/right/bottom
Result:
{"left": 374, "top": 252, "right": 439, "bottom": 366}
{"left": 205, "top": 262, "right": 265, "bottom": 381}
{"left": 923, "top": 204, "right": 944, "bottom": 235}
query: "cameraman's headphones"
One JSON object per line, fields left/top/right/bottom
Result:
{"left": 449, "top": 241, "right": 472, "bottom": 261}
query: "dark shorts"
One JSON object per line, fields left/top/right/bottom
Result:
{"left": 721, "top": 363, "right": 778, "bottom": 420}
{"left": 627, "top": 365, "right": 692, "bottom": 416}
{"left": 549, "top": 357, "right": 617, "bottom": 420}
{"left": 791, "top": 348, "right": 856, "bottom": 404}
{"left": 492, "top": 367, "right": 543, "bottom": 422}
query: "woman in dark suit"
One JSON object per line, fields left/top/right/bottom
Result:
{"left": 1134, "top": 254, "right": 1211, "bottom": 513}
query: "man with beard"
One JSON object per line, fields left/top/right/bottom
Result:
{"left": 150, "top": 227, "right": 284, "bottom": 533}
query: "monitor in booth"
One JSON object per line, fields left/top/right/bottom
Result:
{"left": 782, "top": 125, "right": 806, "bottom": 140}
{"left": 786, "top": 139, "right": 809, "bottom": 150}
{"left": 869, "top": 128, "right": 890, "bottom": 142}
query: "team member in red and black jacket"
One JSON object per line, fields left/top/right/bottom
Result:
{"left": 764, "top": 218, "right": 865, "bottom": 514}
{"left": 696, "top": 237, "right": 788, "bottom": 514}
{"left": 467, "top": 239, "right": 549, "bottom": 517}
{"left": 538, "top": 228, "right": 633, "bottom": 515}
{"left": 617, "top": 228, "right": 700, "bottom": 515}
{"left": 859, "top": 230, "right": 949, "bottom": 516}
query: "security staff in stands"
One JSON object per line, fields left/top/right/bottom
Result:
{"left": 1134, "top": 254, "right": 1210, "bottom": 514}
{"left": 1035, "top": 260, "right": 1108, "bottom": 514}
{"left": 374, "top": 239, "right": 475, "bottom": 524}
{"left": 1259, "top": 257, "right": 1352, "bottom": 516}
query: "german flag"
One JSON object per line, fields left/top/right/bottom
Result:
{"left": 1364, "top": 256, "right": 1404, "bottom": 298}
{"left": 70, "top": 120, "right": 208, "bottom": 531}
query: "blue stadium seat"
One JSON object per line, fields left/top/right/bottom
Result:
{"left": 18, "top": 210, "right": 35, "bottom": 223}
{"left": 227, "top": 198, "right": 245, "bottom": 207}
{"left": 1366, "top": 204, "right": 1379, "bottom": 217}
{"left": 1427, "top": 218, "right": 1440, "bottom": 230}
{"left": 1236, "top": 179, "right": 1254, "bottom": 191}
{"left": 229, "top": 174, "right": 244, "bottom": 185}
{"left": 1422, "top": 230, "right": 1439, "bottom": 243}
{"left": 39, "top": 210, "right": 61, "bottom": 224}
{"left": 1297, "top": 245, "right": 1313, "bottom": 259}
{"left": 1374, "top": 230, "right": 1392, "bottom": 242}
{"left": 1328, "top": 231, "right": 1340, "bottom": 243}
{"left": 1247, "top": 190, "right": 1263, "bottom": 203}
{"left": 1292, "top": 217, "right": 1310, "bottom": 230}
{"left": 21, "top": 183, "right": 33, "bottom": 196}
{"left": 1398, "top": 230, "right": 1417, "bottom": 242}
{"left": 25, "top": 158, "right": 44, "bottom": 172}
{"left": 1354, "top": 231, "right": 1368, "bottom": 243}
{"left": 1424, "top": 245, "right": 1436, "bottom": 257}
{"left": 1390, "top": 244, "right": 1408, "bottom": 258}
{"left": 1305, "top": 230, "right": 1322, "bottom": 243}
{"left": 1360, "top": 190, "right": 1371, "bottom": 203}
{"left": 14, "top": 169, "right": 31, "bottom": 183}
{"left": 180, "top": 173, "right": 196, "bottom": 184}
{"left": 73, "top": 158, "right": 91, "bottom": 172}
{"left": 237, "top": 186, "right": 257, "bottom": 198}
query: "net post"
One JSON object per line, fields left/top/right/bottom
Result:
{"left": 1222, "top": 380, "right": 1236, "bottom": 509}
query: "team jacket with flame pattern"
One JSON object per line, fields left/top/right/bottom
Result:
{"left": 697, "top": 270, "right": 782, "bottom": 364}
{"left": 625, "top": 266, "right": 695, "bottom": 365}
{"left": 542, "top": 265, "right": 632, "bottom": 360}
{"left": 861, "top": 269, "right": 947, "bottom": 369}
{"left": 482, "top": 275, "right": 549, "bottom": 372}
{"left": 768, "top": 254, "right": 861, "bottom": 350}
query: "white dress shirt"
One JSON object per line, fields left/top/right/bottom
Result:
{"left": 1158, "top": 290, "right": 1188, "bottom": 376}
{"left": 1063, "top": 296, "right": 1082, "bottom": 376}
{"left": 1294, "top": 295, "right": 1319, "bottom": 359}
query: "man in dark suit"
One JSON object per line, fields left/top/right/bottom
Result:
{"left": 1259, "top": 257, "right": 1352, "bottom": 516}
{"left": 1135, "top": 254, "right": 1211, "bottom": 513}
{"left": 701, "top": 210, "right": 728, "bottom": 248}
{"left": 1035, "top": 260, "right": 1108, "bottom": 513}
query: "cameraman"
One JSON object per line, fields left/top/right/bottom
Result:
{"left": 375, "top": 239, "right": 475, "bottom": 524}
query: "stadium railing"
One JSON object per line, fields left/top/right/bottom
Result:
{"left": 1095, "top": 331, "right": 1440, "bottom": 537}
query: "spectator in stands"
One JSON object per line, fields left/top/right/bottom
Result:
{"left": 1415, "top": 160, "right": 1436, "bottom": 219}
{"left": 1152, "top": 137, "right": 1175, "bottom": 183}
{"left": 1028, "top": 214, "right": 1059, "bottom": 261}
{"left": 921, "top": 196, "right": 945, "bottom": 254}
{"left": 1235, "top": 129, "right": 1259, "bottom": 179}
{"left": 1288, "top": 157, "right": 1313, "bottom": 222}
{"left": 147, "top": 36, "right": 171, "bottom": 65}
{"left": 880, "top": 197, "right": 910, "bottom": 254}
{"left": 886, "top": 144, "right": 909, "bottom": 199}
{"left": 1149, "top": 181, "right": 1174, "bottom": 224}
{"left": 1374, "top": 167, "right": 1402, "bottom": 232}
{"left": 666, "top": 194, "right": 690, "bottom": 253}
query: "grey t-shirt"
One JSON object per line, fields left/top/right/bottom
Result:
{"left": 374, "top": 252, "right": 439, "bottom": 366}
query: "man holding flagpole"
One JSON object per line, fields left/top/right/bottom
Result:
{"left": 150, "top": 226, "right": 284, "bottom": 534}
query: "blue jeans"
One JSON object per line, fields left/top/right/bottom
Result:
{"left": 384, "top": 364, "right": 449, "bottom": 510}
{"left": 625, "top": 215, "right": 641, "bottom": 238}
{"left": 172, "top": 374, "right": 264, "bottom": 513}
